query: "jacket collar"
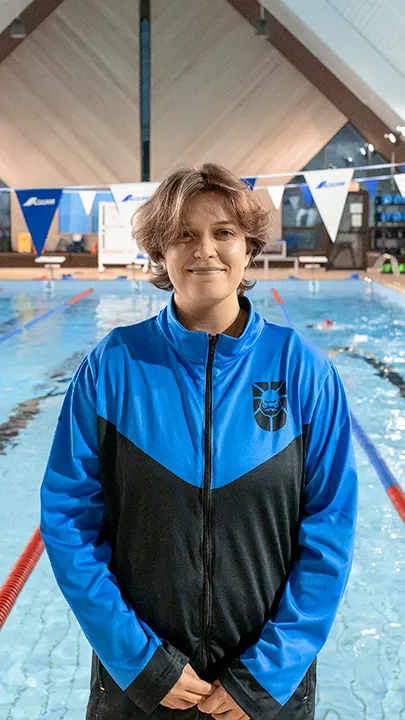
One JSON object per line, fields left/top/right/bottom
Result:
{"left": 157, "top": 293, "right": 264, "bottom": 365}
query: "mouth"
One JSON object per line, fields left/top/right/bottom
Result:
{"left": 187, "top": 268, "right": 225, "bottom": 275}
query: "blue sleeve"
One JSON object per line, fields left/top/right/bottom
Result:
{"left": 40, "top": 357, "right": 188, "bottom": 714}
{"left": 219, "top": 363, "right": 358, "bottom": 720}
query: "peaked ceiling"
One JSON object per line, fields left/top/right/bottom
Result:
{"left": 227, "top": 0, "right": 405, "bottom": 161}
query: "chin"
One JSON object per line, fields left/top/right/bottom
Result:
{"left": 188, "top": 285, "right": 238, "bottom": 305}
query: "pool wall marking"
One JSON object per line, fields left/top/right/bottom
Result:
{"left": 270, "top": 287, "right": 405, "bottom": 524}
{"left": 0, "top": 288, "right": 93, "bottom": 345}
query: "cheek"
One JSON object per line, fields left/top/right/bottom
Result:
{"left": 163, "top": 247, "right": 189, "bottom": 276}
{"left": 223, "top": 241, "right": 249, "bottom": 267}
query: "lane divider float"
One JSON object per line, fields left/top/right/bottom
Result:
{"left": 0, "top": 288, "right": 93, "bottom": 345}
{"left": 271, "top": 287, "right": 405, "bottom": 524}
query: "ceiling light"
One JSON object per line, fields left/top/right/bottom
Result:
{"left": 360, "top": 147, "right": 367, "bottom": 156}
{"left": 11, "top": 16, "right": 26, "bottom": 39}
{"left": 396, "top": 125, "right": 405, "bottom": 137}
{"left": 385, "top": 132, "right": 397, "bottom": 144}
{"left": 368, "top": 143, "right": 375, "bottom": 152}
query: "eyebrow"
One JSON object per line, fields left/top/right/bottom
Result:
{"left": 182, "top": 220, "right": 236, "bottom": 228}
{"left": 212, "top": 220, "right": 236, "bottom": 225}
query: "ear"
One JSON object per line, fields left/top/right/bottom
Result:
{"left": 245, "top": 239, "right": 252, "bottom": 268}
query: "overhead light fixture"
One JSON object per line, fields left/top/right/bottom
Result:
{"left": 360, "top": 147, "right": 367, "bottom": 156}
{"left": 11, "top": 15, "right": 26, "bottom": 39}
{"left": 396, "top": 125, "right": 405, "bottom": 138}
{"left": 368, "top": 143, "right": 375, "bottom": 152}
{"left": 256, "top": 3, "right": 268, "bottom": 35}
{"left": 384, "top": 132, "right": 397, "bottom": 144}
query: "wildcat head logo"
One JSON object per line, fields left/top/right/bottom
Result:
{"left": 252, "top": 380, "right": 287, "bottom": 432}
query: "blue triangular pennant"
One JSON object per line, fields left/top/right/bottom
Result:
{"left": 363, "top": 178, "right": 379, "bottom": 202}
{"left": 240, "top": 177, "right": 257, "bottom": 190}
{"left": 16, "top": 188, "right": 63, "bottom": 256}
{"left": 300, "top": 184, "right": 313, "bottom": 207}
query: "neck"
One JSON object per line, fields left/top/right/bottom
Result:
{"left": 173, "top": 293, "right": 248, "bottom": 338}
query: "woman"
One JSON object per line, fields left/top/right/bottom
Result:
{"left": 40, "top": 163, "right": 358, "bottom": 720}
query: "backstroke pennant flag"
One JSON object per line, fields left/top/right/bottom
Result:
{"left": 300, "top": 184, "right": 313, "bottom": 207}
{"left": 240, "top": 177, "right": 257, "bottom": 190}
{"left": 16, "top": 188, "right": 63, "bottom": 256}
{"left": 267, "top": 186, "right": 284, "bottom": 210}
{"left": 363, "top": 179, "right": 379, "bottom": 202}
{"left": 394, "top": 173, "right": 405, "bottom": 198}
{"left": 78, "top": 190, "right": 96, "bottom": 215}
{"left": 303, "top": 168, "right": 354, "bottom": 243}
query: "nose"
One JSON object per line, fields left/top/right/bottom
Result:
{"left": 193, "top": 232, "right": 218, "bottom": 259}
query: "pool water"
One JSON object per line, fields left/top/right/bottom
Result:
{"left": 0, "top": 279, "right": 404, "bottom": 720}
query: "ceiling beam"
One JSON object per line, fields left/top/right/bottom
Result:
{"left": 0, "top": 0, "right": 66, "bottom": 65}
{"left": 226, "top": 0, "right": 405, "bottom": 163}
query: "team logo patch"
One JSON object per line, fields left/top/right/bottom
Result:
{"left": 252, "top": 381, "right": 288, "bottom": 432}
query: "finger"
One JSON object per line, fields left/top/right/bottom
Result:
{"left": 181, "top": 690, "right": 214, "bottom": 704}
{"left": 184, "top": 664, "right": 200, "bottom": 678}
{"left": 197, "top": 686, "right": 228, "bottom": 713}
{"left": 180, "top": 675, "right": 213, "bottom": 696}
{"left": 212, "top": 711, "right": 246, "bottom": 720}
{"left": 161, "top": 698, "right": 195, "bottom": 710}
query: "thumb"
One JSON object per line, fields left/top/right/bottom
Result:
{"left": 183, "top": 664, "right": 200, "bottom": 678}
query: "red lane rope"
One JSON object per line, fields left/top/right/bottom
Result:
{"left": 66, "top": 288, "right": 93, "bottom": 306}
{"left": 271, "top": 289, "right": 283, "bottom": 305}
{"left": 0, "top": 527, "right": 44, "bottom": 630}
{"left": 387, "top": 486, "right": 405, "bottom": 524}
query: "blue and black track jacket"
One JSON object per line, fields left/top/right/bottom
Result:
{"left": 40, "top": 294, "right": 358, "bottom": 720}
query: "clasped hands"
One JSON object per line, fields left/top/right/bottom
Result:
{"left": 161, "top": 663, "right": 249, "bottom": 719}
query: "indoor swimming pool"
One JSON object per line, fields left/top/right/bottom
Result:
{"left": 0, "top": 279, "right": 404, "bottom": 720}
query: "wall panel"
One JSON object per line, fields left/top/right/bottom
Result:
{"left": 0, "top": 0, "right": 346, "bottom": 249}
{"left": 151, "top": 0, "right": 346, "bottom": 179}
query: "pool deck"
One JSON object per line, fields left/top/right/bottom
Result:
{"left": 2, "top": 265, "right": 405, "bottom": 295}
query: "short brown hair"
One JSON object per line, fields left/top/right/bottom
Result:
{"left": 132, "top": 163, "right": 272, "bottom": 293}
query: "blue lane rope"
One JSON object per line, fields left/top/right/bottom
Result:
{"left": 271, "top": 287, "right": 405, "bottom": 522}
{"left": 0, "top": 289, "right": 93, "bottom": 345}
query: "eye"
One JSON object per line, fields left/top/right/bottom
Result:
{"left": 216, "top": 229, "right": 234, "bottom": 237}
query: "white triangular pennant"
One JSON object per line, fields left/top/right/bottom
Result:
{"left": 267, "top": 186, "right": 285, "bottom": 210}
{"left": 394, "top": 173, "right": 405, "bottom": 198}
{"left": 303, "top": 168, "right": 354, "bottom": 243}
{"left": 78, "top": 190, "right": 96, "bottom": 215}
{"left": 110, "top": 182, "right": 160, "bottom": 208}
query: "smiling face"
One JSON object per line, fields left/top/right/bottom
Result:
{"left": 162, "top": 192, "right": 251, "bottom": 308}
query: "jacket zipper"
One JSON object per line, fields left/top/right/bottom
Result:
{"left": 201, "top": 333, "right": 219, "bottom": 674}
{"left": 97, "top": 656, "right": 105, "bottom": 692}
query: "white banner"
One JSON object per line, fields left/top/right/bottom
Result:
{"left": 78, "top": 190, "right": 96, "bottom": 215}
{"left": 303, "top": 168, "right": 354, "bottom": 243}
{"left": 110, "top": 182, "right": 160, "bottom": 207}
{"left": 394, "top": 173, "right": 405, "bottom": 198}
{"left": 267, "top": 186, "right": 284, "bottom": 210}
